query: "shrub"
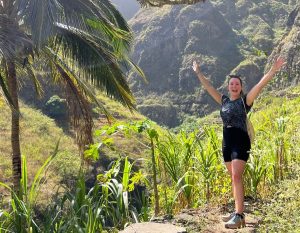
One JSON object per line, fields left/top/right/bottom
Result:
{"left": 44, "top": 95, "right": 67, "bottom": 119}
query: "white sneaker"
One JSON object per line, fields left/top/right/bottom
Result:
{"left": 221, "top": 212, "right": 235, "bottom": 222}
{"left": 224, "top": 213, "right": 246, "bottom": 229}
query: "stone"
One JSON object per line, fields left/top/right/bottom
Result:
{"left": 119, "top": 222, "right": 187, "bottom": 233}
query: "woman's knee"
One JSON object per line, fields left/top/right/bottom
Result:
{"left": 231, "top": 172, "right": 243, "bottom": 183}
{"left": 225, "top": 162, "right": 232, "bottom": 176}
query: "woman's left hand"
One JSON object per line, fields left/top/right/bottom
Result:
{"left": 272, "top": 57, "right": 286, "bottom": 72}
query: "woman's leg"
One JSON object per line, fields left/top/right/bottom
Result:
{"left": 231, "top": 159, "right": 246, "bottom": 214}
{"left": 221, "top": 161, "right": 236, "bottom": 222}
{"left": 225, "top": 162, "right": 234, "bottom": 198}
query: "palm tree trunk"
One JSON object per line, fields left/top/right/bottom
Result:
{"left": 150, "top": 138, "right": 159, "bottom": 216}
{"left": 7, "top": 61, "right": 21, "bottom": 191}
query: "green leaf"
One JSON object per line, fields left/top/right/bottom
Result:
{"left": 148, "top": 128, "right": 158, "bottom": 139}
{"left": 84, "top": 143, "right": 102, "bottom": 161}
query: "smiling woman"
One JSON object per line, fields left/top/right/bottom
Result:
{"left": 192, "top": 57, "right": 286, "bottom": 229}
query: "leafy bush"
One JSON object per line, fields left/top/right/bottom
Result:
{"left": 44, "top": 95, "right": 67, "bottom": 119}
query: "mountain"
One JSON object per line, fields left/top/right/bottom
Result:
{"left": 267, "top": 5, "right": 300, "bottom": 89}
{"left": 128, "top": 0, "right": 297, "bottom": 127}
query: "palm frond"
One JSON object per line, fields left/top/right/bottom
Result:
{"left": 58, "top": 0, "right": 131, "bottom": 32}
{"left": 49, "top": 24, "right": 136, "bottom": 110}
{"left": 58, "top": 0, "right": 110, "bottom": 23}
{"left": 22, "top": 0, "right": 59, "bottom": 48}
{"left": 0, "top": 72, "right": 15, "bottom": 108}
{"left": 97, "top": 0, "right": 131, "bottom": 35}
{"left": 15, "top": 0, "right": 139, "bottom": 110}
{"left": 0, "top": 14, "right": 33, "bottom": 59}
{"left": 44, "top": 46, "right": 113, "bottom": 120}
{"left": 24, "top": 63, "right": 44, "bottom": 98}
{"left": 86, "top": 18, "right": 132, "bottom": 53}
{"left": 48, "top": 53, "right": 94, "bottom": 151}
{"left": 22, "top": 0, "right": 131, "bottom": 48}
{"left": 43, "top": 62, "right": 94, "bottom": 151}
{"left": 12, "top": 0, "right": 30, "bottom": 18}
{"left": 125, "top": 59, "right": 147, "bottom": 83}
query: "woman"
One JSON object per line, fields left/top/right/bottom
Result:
{"left": 192, "top": 57, "right": 285, "bottom": 229}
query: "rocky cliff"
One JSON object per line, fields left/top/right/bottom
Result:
{"left": 267, "top": 5, "right": 300, "bottom": 89}
{"left": 130, "top": 1, "right": 242, "bottom": 94}
{"left": 129, "top": 0, "right": 297, "bottom": 127}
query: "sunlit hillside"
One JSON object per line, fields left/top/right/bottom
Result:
{"left": 0, "top": 92, "right": 148, "bottom": 184}
{"left": 0, "top": 100, "right": 79, "bottom": 186}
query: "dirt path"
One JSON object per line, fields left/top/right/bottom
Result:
{"left": 171, "top": 202, "right": 260, "bottom": 233}
{"left": 122, "top": 201, "right": 261, "bottom": 233}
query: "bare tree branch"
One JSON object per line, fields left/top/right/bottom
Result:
{"left": 137, "top": 0, "right": 205, "bottom": 7}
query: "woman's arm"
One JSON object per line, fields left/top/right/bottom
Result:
{"left": 246, "top": 57, "right": 286, "bottom": 106}
{"left": 192, "top": 61, "right": 222, "bottom": 104}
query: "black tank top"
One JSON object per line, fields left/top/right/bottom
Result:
{"left": 220, "top": 95, "right": 252, "bottom": 133}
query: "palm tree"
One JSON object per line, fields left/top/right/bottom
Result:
{"left": 0, "top": 0, "right": 142, "bottom": 191}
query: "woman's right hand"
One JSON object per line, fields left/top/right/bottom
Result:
{"left": 193, "top": 61, "right": 201, "bottom": 75}
{"left": 271, "top": 56, "right": 286, "bottom": 73}
{"left": 192, "top": 60, "right": 222, "bottom": 104}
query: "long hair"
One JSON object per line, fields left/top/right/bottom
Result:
{"left": 228, "top": 74, "right": 244, "bottom": 97}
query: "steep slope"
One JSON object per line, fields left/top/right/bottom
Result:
{"left": 0, "top": 94, "right": 147, "bottom": 188}
{"left": 267, "top": 5, "right": 300, "bottom": 88}
{"left": 130, "top": 1, "right": 242, "bottom": 95}
{"left": 0, "top": 100, "right": 79, "bottom": 186}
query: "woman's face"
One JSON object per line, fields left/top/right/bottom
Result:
{"left": 228, "top": 77, "right": 242, "bottom": 99}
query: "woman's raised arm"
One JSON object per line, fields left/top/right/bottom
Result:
{"left": 192, "top": 61, "right": 222, "bottom": 105}
{"left": 246, "top": 57, "right": 286, "bottom": 106}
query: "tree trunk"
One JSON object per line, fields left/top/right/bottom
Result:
{"left": 150, "top": 139, "right": 159, "bottom": 216}
{"left": 7, "top": 61, "right": 21, "bottom": 192}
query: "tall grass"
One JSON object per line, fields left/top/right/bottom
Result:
{"left": 96, "top": 111, "right": 299, "bottom": 215}
{"left": 0, "top": 140, "right": 59, "bottom": 232}
{"left": 95, "top": 121, "right": 230, "bottom": 213}
{"left": 0, "top": 143, "right": 148, "bottom": 232}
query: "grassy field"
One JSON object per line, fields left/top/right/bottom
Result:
{"left": 0, "top": 101, "right": 79, "bottom": 183}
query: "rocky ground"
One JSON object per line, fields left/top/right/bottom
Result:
{"left": 121, "top": 200, "right": 260, "bottom": 233}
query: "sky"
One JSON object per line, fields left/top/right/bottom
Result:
{"left": 111, "top": 0, "right": 140, "bottom": 19}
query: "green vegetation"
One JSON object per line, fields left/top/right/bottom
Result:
{"left": 44, "top": 95, "right": 67, "bottom": 119}
{"left": 1, "top": 1, "right": 299, "bottom": 231}
{"left": 0, "top": 0, "right": 143, "bottom": 191}
{"left": 0, "top": 102, "right": 79, "bottom": 185}
{"left": 0, "top": 153, "right": 145, "bottom": 232}
{"left": 259, "top": 169, "right": 300, "bottom": 232}
{"left": 0, "top": 85, "right": 300, "bottom": 232}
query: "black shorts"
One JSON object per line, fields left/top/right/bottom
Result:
{"left": 222, "top": 127, "right": 251, "bottom": 162}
